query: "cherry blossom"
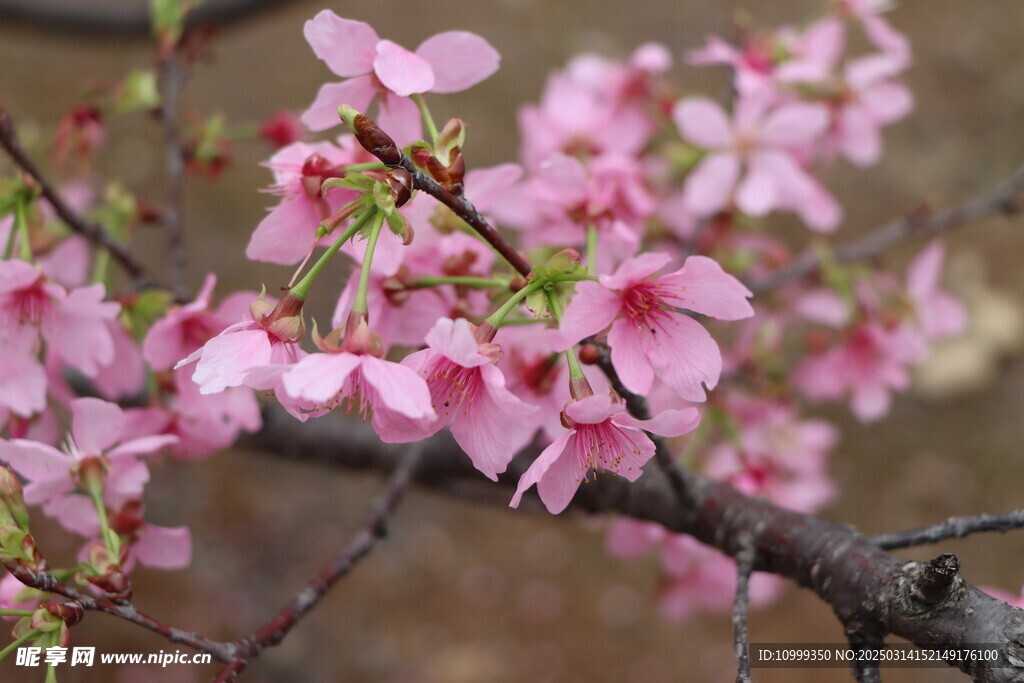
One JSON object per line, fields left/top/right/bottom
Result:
{"left": 301, "top": 11, "right": 500, "bottom": 143}
{"left": 511, "top": 394, "right": 700, "bottom": 514}
{"left": 557, "top": 252, "right": 754, "bottom": 401}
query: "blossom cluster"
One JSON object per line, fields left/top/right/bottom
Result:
{"left": 1, "top": 0, "right": 1004, "bottom": 632}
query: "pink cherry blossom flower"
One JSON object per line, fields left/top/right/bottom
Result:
{"left": 673, "top": 95, "right": 841, "bottom": 231}
{"left": 400, "top": 317, "right": 538, "bottom": 480}
{"left": 176, "top": 293, "right": 303, "bottom": 395}
{"left": 557, "top": 252, "right": 754, "bottom": 401}
{"left": 0, "top": 260, "right": 120, "bottom": 378}
{"left": 905, "top": 241, "right": 966, "bottom": 342}
{"left": 511, "top": 394, "right": 700, "bottom": 514}
{"left": 566, "top": 42, "right": 672, "bottom": 109}
{"left": 301, "top": 11, "right": 500, "bottom": 144}
{"left": 276, "top": 317, "right": 436, "bottom": 442}
{"left": 703, "top": 395, "right": 837, "bottom": 514}
{"left": 0, "top": 398, "right": 177, "bottom": 507}
{"left": 246, "top": 140, "right": 362, "bottom": 265}
{"left": 143, "top": 273, "right": 257, "bottom": 371}
{"left": 835, "top": 0, "right": 911, "bottom": 61}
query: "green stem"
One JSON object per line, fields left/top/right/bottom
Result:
{"left": 14, "top": 199, "right": 31, "bottom": 262}
{"left": 88, "top": 487, "right": 119, "bottom": 562}
{"left": 485, "top": 278, "right": 544, "bottom": 328}
{"left": 493, "top": 316, "right": 547, "bottom": 326}
{"left": 545, "top": 291, "right": 586, "bottom": 381}
{"left": 90, "top": 248, "right": 111, "bottom": 287}
{"left": 586, "top": 223, "right": 599, "bottom": 276}
{"left": 411, "top": 275, "right": 506, "bottom": 290}
{"left": 412, "top": 93, "right": 440, "bottom": 145}
{"left": 351, "top": 211, "right": 386, "bottom": 314}
{"left": 345, "top": 161, "right": 387, "bottom": 172}
{"left": 291, "top": 208, "right": 377, "bottom": 300}
{"left": 0, "top": 628, "right": 39, "bottom": 662}
{"left": 45, "top": 661, "right": 57, "bottom": 683}
{"left": 0, "top": 609, "right": 35, "bottom": 617}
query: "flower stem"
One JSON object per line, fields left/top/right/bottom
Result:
{"left": 0, "top": 609, "right": 35, "bottom": 617}
{"left": 88, "top": 485, "right": 120, "bottom": 562}
{"left": 14, "top": 198, "right": 31, "bottom": 262}
{"left": 412, "top": 94, "right": 440, "bottom": 145}
{"left": 547, "top": 290, "right": 590, "bottom": 393}
{"left": 586, "top": 223, "right": 598, "bottom": 276}
{"left": 291, "top": 208, "right": 377, "bottom": 300}
{"left": 485, "top": 278, "right": 544, "bottom": 328}
{"left": 410, "top": 275, "right": 506, "bottom": 290}
{"left": 0, "top": 627, "right": 39, "bottom": 661}
{"left": 351, "top": 210, "right": 386, "bottom": 315}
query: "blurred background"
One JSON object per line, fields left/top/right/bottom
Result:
{"left": 2, "top": 0, "right": 1023, "bottom": 681}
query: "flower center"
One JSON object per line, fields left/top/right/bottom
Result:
{"left": 428, "top": 358, "right": 479, "bottom": 418}
{"left": 575, "top": 421, "right": 641, "bottom": 481}
{"left": 7, "top": 282, "right": 51, "bottom": 327}
{"left": 622, "top": 282, "right": 674, "bottom": 334}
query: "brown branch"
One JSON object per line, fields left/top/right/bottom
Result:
{"left": 212, "top": 447, "right": 422, "bottom": 682}
{"left": 1, "top": 562, "right": 235, "bottom": 661}
{"left": 869, "top": 508, "right": 1024, "bottom": 550}
{"left": 0, "top": 105, "right": 160, "bottom": 289}
{"left": 242, "top": 408, "right": 1024, "bottom": 682}
{"left": 748, "top": 160, "right": 1024, "bottom": 294}
{"left": 158, "top": 50, "right": 188, "bottom": 300}
{"left": 732, "top": 534, "right": 754, "bottom": 683}
{"left": 0, "top": 0, "right": 299, "bottom": 39}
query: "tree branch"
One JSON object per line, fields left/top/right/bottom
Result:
{"left": 242, "top": 408, "right": 1024, "bottom": 682}
{"left": 869, "top": 509, "right": 1024, "bottom": 550}
{"left": 0, "top": 105, "right": 161, "bottom": 289}
{"left": 0, "top": 0, "right": 299, "bottom": 39}
{"left": 732, "top": 534, "right": 754, "bottom": 683}
{"left": 748, "top": 160, "right": 1024, "bottom": 294}
{"left": 212, "top": 447, "right": 423, "bottom": 682}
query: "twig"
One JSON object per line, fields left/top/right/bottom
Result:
{"left": 0, "top": 0, "right": 298, "bottom": 38}
{"left": 845, "top": 622, "right": 884, "bottom": 683}
{"left": 732, "top": 534, "right": 754, "bottom": 683}
{"left": 212, "top": 447, "right": 423, "bottom": 682}
{"left": 2, "top": 562, "right": 234, "bottom": 661}
{"left": 0, "top": 105, "right": 160, "bottom": 289}
{"left": 749, "top": 160, "right": 1024, "bottom": 294}
{"left": 868, "top": 509, "right": 1024, "bottom": 550}
{"left": 158, "top": 50, "right": 188, "bottom": 300}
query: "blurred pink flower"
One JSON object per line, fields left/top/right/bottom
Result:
{"left": 557, "top": 252, "right": 753, "bottom": 401}
{"left": 301, "top": 11, "right": 499, "bottom": 143}
{"left": 674, "top": 95, "right": 840, "bottom": 230}
{"left": 511, "top": 394, "right": 700, "bottom": 514}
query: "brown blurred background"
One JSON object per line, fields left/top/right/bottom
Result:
{"left": 2, "top": 0, "right": 1024, "bottom": 681}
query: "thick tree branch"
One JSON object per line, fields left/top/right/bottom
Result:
{"left": 869, "top": 509, "right": 1024, "bottom": 550}
{"left": 732, "top": 534, "right": 754, "bottom": 683}
{"left": 212, "top": 448, "right": 422, "bottom": 682}
{"left": 242, "top": 408, "right": 1024, "bottom": 682}
{"left": 0, "top": 0, "right": 298, "bottom": 39}
{"left": 749, "top": 160, "right": 1024, "bottom": 294}
{"left": 0, "top": 105, "right": 161, "bottom": 289}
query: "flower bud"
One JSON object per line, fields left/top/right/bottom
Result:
{"left": 261, "top": 291, "right": 306, "bottom": 343}
{"left": 385, "top": 167, "right": 413, "bottom": 208}
{"left": 44, "top": 602, "right": 84, "bottom": 627}
{"left": 578, "top": 344, "right": 600, "bottom": 365}
{"left": 338, "top": 105, "right": 403, "bottom": 166}
{"left": 435, "top": 118, "right": 465, "bottom": 168}
{"left": 546, "top": 248, "right": 582, "bottom": 274}
{"left": 0, "top": 466, "right": 28, "bottom": 531}
{"left": 30, "top": 607, "right": 65, "bottom": 633}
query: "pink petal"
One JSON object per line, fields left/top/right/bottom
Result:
{"left": 360, "top": 355, "right": 435, "bottom": 419}
{"left": 132, "top": 525, "right": 193, "bottom": 570}
{"left": 303, "top": 11, "right": 379, "bottom": 77}
{"left": 617, "top": 407, "right": 702, "bottom": 438}
{"left": 536, "top": 433, "right": 588, "bottom": 513}
{"left": 281, "top": 352, "right": 361, "bottom": 404}
{"left": 860, "top": 82, "right": 913, "bottom": 124}
{"left": 605, "top": 519, "right": 666, "bottom": 559}
{"left": 375, "top": 91, "right": 423, "bottom": 147}
{"left": 464, "top": 163, "right": 524, "bottom": 213}
{"left": 735, "top": 154, "right": 779, "bottom": 216}
{"left": 43, "top": 495, "right": 100, "bottom": 537}
{"left": 600, "top": 252, "right": 673, "bottom": 291}
{"left": 838, "top": 105, "right": 882, "bottom": 166}
{"left": 415, "top": 31, "right": 500, "bottom": 93}
{"left": 106, "top": 434, "right": 179, "bottom": 460}
{"left": 906, "top": 241, "right": 944, "bottom": 298}
{"left": 646, "top": 314, "right": 722, "bottom": 402}
{"left": 795, "top": 290, "right": 850, "bottom": 327}
{"left": 300, "top": 76, "right": 377, "bottom": 132}
{"left": 555, "top": 281, "right": 622, "bottom": 351}
{"left": 673, "top": 98, "right": 733, "bottom": 149}
{"left": 71, "top": 397, "right": 125, "bottom": 455}
{"left": 608, "top": 318, "right": 656, "bottom": 395}
{"left": 564, "top": 394, "right": 617, "bottom": 425}
{"left": 759, "top": 103, "right": 829, "bottom": 147}
{"left": 246, "top": 196, "right": 322, "bottom": 265}
{"left": 851, "top": 383, "right": 891, "bottom": 422}
{"left": 659, "top": 256, "right": 754, "bottom": 321}
{"left": 683, "top": 152, "right": 740, "bottom": 217}
{"left": 191, "top": 327, "right": 272, "bottom": 394}
{"left": 424, "top": 318, "right": 489, "bottom": 368}
{"left": 510, "top": 430, "right": 574, "bottom": 510}
{"left": 0, "top": 352, "right": 47, "bottom": 417}
{"left": 374, "top": 40, "right": 435, "bottom": 96}
{"left": 0, "top": 440, "right": 69, "bottom": 486}
{"left": 46, "top": 285, "right": 119, "bottom": 376}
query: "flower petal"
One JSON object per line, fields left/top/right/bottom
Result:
{"left": 607, "top": 318, "right": 656, "bottom": 395}
{"left": 300, "top": 76, "right": 377, "bottom": 132}
{"left": 673, "top": 98, "right": 733, "bottom": 149}
{"left": 659, "top": 256, "right": 754, "bottom": 321}
{"left": 510, "top": 430, "right": 574, "bottom": 511}
{"left": 683, "top": 152, "right": 740, "bottom": 217}
{"left": 281, "top": 352, "right": 361, "bottom": 404}
{"left": 303, "top": 11, "right": 379, "bottom": 78}
{"left": 415, "top": 31, "right": 500, "bottom": 93}
{"left": 554, "top": 281, "right": 622, "bottom": 351}
{"left": 71, "top": 397, "right": 125, "bottom": 455}
{"left": 374, "top": 40, "right": 435, "bottom": 96}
